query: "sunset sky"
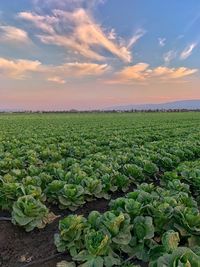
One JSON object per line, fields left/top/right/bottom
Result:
{"left": 0, "top": 0, "right": 200, "bottom": 110}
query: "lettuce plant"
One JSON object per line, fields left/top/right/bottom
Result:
{"left": 133, "top": 216, "right": 155, "bottom": 241}
{"left": 0, "top": 181, "right": 24, "bottom": 210}
{"left": 123, "top": 164, "right": 144, "bottom": 182}
{"left": 58, "top": 184, "right": 85, "bottom": 211}
{"left": 25, "top": 185, "right": 46, "bottom": 202}
{"left": 73, "top": 230, "right": 121, "bottom": 267}
{"left": 11, "top": 195, "right": 49, "bottom": 232}
{"left": 55, "top": 215, "right": 86, "bottom": 256}
{"left": 162, "top": 230, "right": 180, "bottom": 253}
{"left": 150, "top": 247, "right": 200, "bottom": 267}
{"left": 174, "top": 206, "right": 200, "bottom": 235}
{"left": 84, "top": 177, "right": 103, "bottom": 201}
{"left": 143, "top": 160, "right": 159, "bottom": 176}
{"left": 45, "top": 180, "right": 65, "bottom": 203}
{"left": 114, "top": 174, "right": 130, "bottom": 192}
{"left": 101, "top": 211, "right": 132, "bottom": 246}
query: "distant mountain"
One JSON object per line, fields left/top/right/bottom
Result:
{"left": 107, "top": 100, "right": 200, "bottom": 111}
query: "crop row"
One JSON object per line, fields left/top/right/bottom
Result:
{"left": 1, "top": 134, "right": 200, "bottom": 231}
{"left": 1, "top": 113, "right": 200, "bottom": 266}
{"left": 54, "top": 181, "right": 200, "bottom": 266}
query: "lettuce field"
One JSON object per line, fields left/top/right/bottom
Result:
{"left": 1, "top": 112, "right": 200, "bottom": 267}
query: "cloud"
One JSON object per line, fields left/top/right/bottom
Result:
{"left": 107, "top": 63, "right": 198, "bottom": 85}
{"left": 127, "top": 28, "right": 146, "bottom": 49}
{"left": 0, "top": 26, "right": 30, "bottom": 43}
{"left": 19, "top": 12, "right": 57, "bottom": 34}
{"left": 114, "top": 63, "right": 149, "bottom": 82}
{"left": 55, "top": 62, "right": 110, "bottom": 76}
{"left": 18, "top": 9, "right": 133, "bottom": 62}
{"left": 151, "top": 66, "right": 197, "bottom": 79}
{"left": 158, "top": 37, "right": 166, "bottom": 47}
{"left": 0, "top": 57, "right": 109, "bottom": 82}
{"left": 108, "top": 28, "right": 116, "bottom": 40}
{"left": 185, "top": 12, "right": 200, "bottom": 33}
{"left": 0, "top": 58, "right": 41, "bottom": 79}
{"left": 163, "top": 50, "right": 177, "bottom": 64}
{"left": 180, "top": 43, "right": 197, "bottom": 60}
{"left": 44, "top": 62, "right": 110, "bottom": 82}
{"left": 47, "top": 76, "right": 66, "bottom": 84}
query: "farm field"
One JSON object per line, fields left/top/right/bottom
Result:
{"left": 1, "top": 112, "right": 200, "bottom": 267}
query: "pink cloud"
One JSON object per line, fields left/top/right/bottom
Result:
{"left": 18, "top": 9, "right": 134, "bottom": 62}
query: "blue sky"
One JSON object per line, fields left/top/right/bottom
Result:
{"left": 0, "top": 0, "right": 200, "bottom": 110}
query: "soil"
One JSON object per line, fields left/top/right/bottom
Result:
{"left": 0, "top": 185, "right": 147, "bottom": 267}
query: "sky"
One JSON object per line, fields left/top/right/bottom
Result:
{"left": 0, "top": 0, "right": 200, "bottom": 110}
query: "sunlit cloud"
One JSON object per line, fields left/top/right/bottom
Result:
{"left": 19, "top": 12, "right": 57, "bottom": 34}
{"left": 44, "top": 62, "right": 110, "bottom": 82}
{"left": 18, "top": 9, "right": 133, "bottom": 62}
{"left": 107, "top": 63, "right": 198, "bottom": 85}
{"left": 180, "top": 43, "right": 198, "bottom": 60}
{"left": 0, "top": 26, "right": 30, "bottom": 43}
{"left": 0, "top": 58, "right": 41, "bottom": 79}
{"left": 0, "top": 57, "right": 110, "bottom": 83}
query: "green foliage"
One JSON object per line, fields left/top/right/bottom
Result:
{"left": 55, "top": 215, "right": 86, "bottom": 256}
{"left": 162, "top": 230, "right": 180, "bottom": 253}
{"left": 123, "top": 164, "right": 144, "bottom": 181}
{"left": 58, "top": 184, "right": 85, "bottom": 210}
{"left": 0, "top": 181, "right": 24, "bottom": 210}
{"left": 2, "top": 113, "right": 200, "bottom": 265}
{"left": 150, "top": 247, "right": 200, "bottom": 267}
{"left": 133, "top": 216, "right": 155, "bottom": 240}
{"left": 11, "top": 195, "right": 49, "bottom": 232}
{"left": 101, "top": 211, "right": 132, "bottom": 245}
{"left": 74, "top": 230, "right": 120, "bottom": 267}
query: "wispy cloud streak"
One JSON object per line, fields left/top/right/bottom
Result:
{"left": 180, "top": 43, "right": 198, "bottom": 60}
{"left": 107, "top": 63, "right": 198, "bottom": 85}
{"left": 19, "top": 8, "right": 133, "bottom": 62}
{"left": 163, "top": 50, "right": 177, "bottom": 65}
{"left": 127, "top": 28, "right": 146, "bottom": 49}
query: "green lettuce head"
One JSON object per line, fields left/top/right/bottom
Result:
{"left": 11, "top": 195, "right": 49, "bottom": 232}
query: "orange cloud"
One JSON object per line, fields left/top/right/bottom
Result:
{"left": 152, "top": 66, "right": 198, "bottom": 79}
{"left": 18, "top": 9, "right": 135, "bottom": 62}
{"left": 0, "top": 26, "right": 30, "bottom": 43}
{"left": 107, "top": 63, "right": 198, "bottom": 84}
{"left": 0, "top": 58, "right": 41, "bottom": 79}
{"left": 55, "top": 62, "right": 110, "bottom": 76}
{"left": 45, "top": 62, "right": 110, "bottom": 83}
{"left": 117, "top": 63, "right": 149, "bottom": 81}
{"left": 0, "top": 57, "right": 109, "bottom": 83}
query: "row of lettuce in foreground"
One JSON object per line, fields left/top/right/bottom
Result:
{"left": 1, "top": 126, "right": 200, "bottom": 214}
{"left": 3, "top": 155, "right": 200, "bottom": 233}
{"left": 54, "top": 183, "right": 200, "bottom": 266}
{"left": 2, "top": 142, "right": 200, "bottom": 232}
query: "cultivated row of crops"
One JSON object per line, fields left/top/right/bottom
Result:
{"left": 1, "top": 113, "right": 200, "bottom": 266}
